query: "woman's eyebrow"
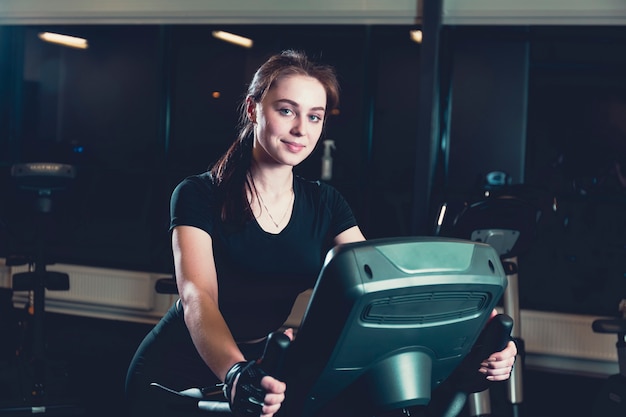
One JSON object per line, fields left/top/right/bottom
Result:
{"left": 274, "top": 98, "right": 326, "bottom": 112}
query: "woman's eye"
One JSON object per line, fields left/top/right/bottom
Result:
{"left": 279, "top": 108, "right": 293, "bottom": 116}
{"left": 309, "top": 115, "right": 322, "bottom": 122}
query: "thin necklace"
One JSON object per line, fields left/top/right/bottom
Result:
{"left": 257, "top": 189, "right": 294, "bottom": 229}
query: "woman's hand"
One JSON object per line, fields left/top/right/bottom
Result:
{"left": 283, "top": 328, "right": 294, "bottom": 341}
{"left": 478, "top": 308, "right": 517, "bottom": 381}
{"left": 479, "top": 339, "right": 517, "bottom": 382}
{"left": 227, "top": 363, "right": 287, "bottom": 417}
{"left": 259, "top": 376, "right": 287, "bottom": 417}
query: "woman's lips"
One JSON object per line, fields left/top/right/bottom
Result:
{"left": 282, "top": 140, "right": 305, "bottom": 153}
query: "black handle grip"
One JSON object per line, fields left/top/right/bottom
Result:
{"left": 473, "top": 313, "right": 514, "bottom": 357}
{"left": 451, "top": 313, "right": 514, "bottom": 394}
{"left": 257, "top": 331, "right": 291, "bottom": 379}
{"left": 592, "top": 318, "right": 626, "bottom": 335}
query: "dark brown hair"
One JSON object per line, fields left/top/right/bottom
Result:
{"left": 209, "top": 50, "right": 340, "bottom": 224}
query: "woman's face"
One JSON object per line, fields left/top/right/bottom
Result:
{"left": 249, "top": 74, "right": 327, "bottom": 167}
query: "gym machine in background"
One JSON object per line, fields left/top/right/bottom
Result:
{"left": 0, "top": 162, "right": 83, "bottom": 415}
{"left": 435, "top": 171, "right": 550, "bottom": 417}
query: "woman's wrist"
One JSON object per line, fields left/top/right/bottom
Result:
{"left": 223, "top": 361, "right": 247, "bottom": 401}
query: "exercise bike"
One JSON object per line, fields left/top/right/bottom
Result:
{"left": 151, "top": 237, "right": 514, "bottom": 417}
{"left": 434, "top": 172, "right": 550, "bottom": 417}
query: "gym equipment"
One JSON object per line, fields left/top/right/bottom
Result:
{"left": 0, "top": 163, "right": 83, "bottom": 415}
{"left": 155, "top": 276, "right": 178, "bottom": 294}
{"left": 591, "top": 299, "right": 626, "bottom": 416}
{"left": 436, "top": 180, "right": 543, "bottom": 417}
{"left": 151, "top": 236, "right": 513, "bottom": 417}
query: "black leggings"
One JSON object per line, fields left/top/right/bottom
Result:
{"left": 124, "top": 301, "right": 266, "bottom": 417}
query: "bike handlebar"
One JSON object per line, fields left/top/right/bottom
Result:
{"left": 151, "top": 314, "right": 513, "bottom": 417}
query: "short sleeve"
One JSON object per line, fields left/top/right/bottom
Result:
{"left": 169, "top": 174, "right": 217, "bottom": 236}
{"left": 318, "top": 181, "right": 358, "bottom": 237}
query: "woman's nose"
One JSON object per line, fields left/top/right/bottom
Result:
{"left": 291, "top": 115, "right": 307, "bottom": 137}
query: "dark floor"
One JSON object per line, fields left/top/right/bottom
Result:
{"left": 0, "top": 309, "right": 620, "bottom": 417}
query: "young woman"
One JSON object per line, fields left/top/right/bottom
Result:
{"left": 125, "top": 50, "right": 516, "bottom": 417}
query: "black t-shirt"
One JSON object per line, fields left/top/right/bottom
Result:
{"left": 170, "top": 172, "right": 357, "bottom": 340}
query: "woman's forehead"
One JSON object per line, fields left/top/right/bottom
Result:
{"left": 265, "top": 74, "right": 327, "bottom": 108}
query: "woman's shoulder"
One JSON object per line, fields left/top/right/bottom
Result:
{"left": 170, "top": 172, "right": 220, "bottom": 233}
{"left": 179, "top": 171, "right": 214, "bottom": 186}
{"left": 294, "top": 175, "right": 344, "bottom": 200}
{"left": 295, "top": 175, "right": 324, "bottom": 193}
{"left": 294, "top": 176, "right": 356, "bottom": 230}
{"left": 176, "top": 171, "right": 216, "bottom": 191}
{"left": 172, "top": 171, "right": 218, "bottom": 202}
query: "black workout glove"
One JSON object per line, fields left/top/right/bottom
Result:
{"left": 223, "top": 360, "right": 268, "bottom": 416}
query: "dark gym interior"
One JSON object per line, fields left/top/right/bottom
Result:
{"left": 1, "top": 2, "right": 626, "bottom": 417}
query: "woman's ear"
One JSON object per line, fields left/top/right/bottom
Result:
{"left": 245, "top": 96, "right": 256, "bottom": 123}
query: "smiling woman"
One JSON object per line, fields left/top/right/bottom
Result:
{"left": 124, "top": 49, "right": 367, "bottom": 417}
{"left": 123, "top": 49, "right": 517, "bottom": 417}
{"left": 249, "top": 76, "right": 326, "bottom": 162}
{"left": 247, "top": 74, "right": 326, "bottom": 232}
{"left": 245, "top": 74, "right": 328, "bottom": 231}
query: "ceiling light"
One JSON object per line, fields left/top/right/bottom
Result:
{"left": 410, "top": 30, "right": 423, "bottom": 44}
{"left": 38, "top": 32, "right": 88, "bottom": 49}
{"left": 212, "top": 31, "right": 253, "bottom": 49}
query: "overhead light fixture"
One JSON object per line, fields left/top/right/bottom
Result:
{"left": 38, "top": 32, "right": 88, "bottom": 49}
{"left": 212, "top": 31, "right": 253, "bottom": 49}
{"left": 410, "top": 30, "right": 423, "bottom": 44}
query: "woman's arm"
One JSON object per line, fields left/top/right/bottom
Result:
{"left": 172, "top": 225, "right": 244, "bottom": 381}
{"left": 173, "top": 225, "right": 286, "bottom": 416}
{"left": 333, "top": 225, "right": 366, "bottom": 245}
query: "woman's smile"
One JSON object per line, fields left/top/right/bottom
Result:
{"left": 281, "top": 139, "right": 306, "bottom": 153}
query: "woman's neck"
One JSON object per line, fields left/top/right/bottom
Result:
{"left": 247, "top": 163, "right": 295, "bottom": 232}
{"left": 248, "top": 163, "right": 294, "bottom": 197}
